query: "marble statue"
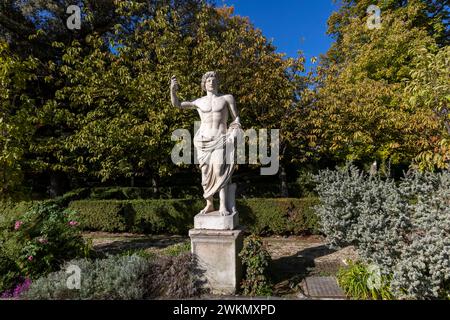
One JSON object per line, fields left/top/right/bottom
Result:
{"left": 170, "top": 72, "right": 242, "bottom": 216}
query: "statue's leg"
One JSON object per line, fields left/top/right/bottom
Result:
{"left": 200, "top": 195, "right": 214, "bottom": 215}
{"left": 219, "top": 186, "right": 230, "bottom": 216}
{"left": 199, "top": 164, "right": 215, "bottom": 215}
{"left": 227, "top": 183, "right": 237, "bottom": 214}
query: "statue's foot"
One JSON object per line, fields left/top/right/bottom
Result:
{"left": 200, "top": 204, "right": 215, "bottom": 215}
{"left": 219, "top": 209, "right": 231, "bottom": 217}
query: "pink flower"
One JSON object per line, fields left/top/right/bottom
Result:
{"left": 68, "top": 220, "right": 79, "bottom": 227}
{"left": 37, "top": 238, "right": 48, "bottom": 244}
{"left": 14, "top": 220, "right": 23, "bottom": 230}
{"left": 27, "top": 256, "right": 33, "bottom": 262}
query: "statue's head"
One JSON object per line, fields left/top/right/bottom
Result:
{"left": 201, "top": 71, "right": 219, "bottom": 93}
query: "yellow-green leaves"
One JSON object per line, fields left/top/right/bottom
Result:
{"left": 307, "top": 0, "right": 449, "bottom": 170}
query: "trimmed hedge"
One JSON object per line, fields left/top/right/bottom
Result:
{"left": 0, "top": 201, "right": 36, "bottom": 225}
{"left": 68, "top": 200, "right": 128, "bottom": 233}
{"left": 238, "top": 198, "right": 320, "bottom": 235}
{"left": 67, "top": 198, "right": 320, "bottom": 235}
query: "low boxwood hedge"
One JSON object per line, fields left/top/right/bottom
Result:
{"left": 0, "top": 201, "right": 36, "bottom": 226}
{"left": 67, "top": 198, "right": 320, "bottom": 235}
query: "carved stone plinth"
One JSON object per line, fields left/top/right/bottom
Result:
{"left": 189, "top": 228, "right": 244, "bottom": 295}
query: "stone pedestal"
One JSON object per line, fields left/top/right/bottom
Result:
{"left": 194, "top": 211, "right": 239, "bottom": 230}
{"left": 189, "top": 212, "right": 244, "bottom": 295}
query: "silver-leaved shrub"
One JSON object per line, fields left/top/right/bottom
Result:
{"left": 315, "top": 165, "right": 449, "bottom": 299}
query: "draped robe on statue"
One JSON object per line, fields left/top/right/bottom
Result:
{"left": 194, "top": 127, "right": 239, "bottom": 199}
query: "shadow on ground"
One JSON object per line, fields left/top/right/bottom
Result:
{"left": 270, "top": 244, "right": 341, "bottom": 296}
{"left": 88, "top": 234, "right": 188, "bottom": 255}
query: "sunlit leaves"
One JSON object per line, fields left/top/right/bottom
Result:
{"left": 307, "top": 0, "right": 449, "bottom": 170}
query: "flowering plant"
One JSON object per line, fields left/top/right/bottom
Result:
{"left": 0, "top": 202, "right": 90, "bottom": 296}
{"left": 0, "top": 278, "right": 31, "bottom": 299}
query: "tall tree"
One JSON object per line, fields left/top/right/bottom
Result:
{"left": 306, "top": 0, "right": 449, "bottom": 171}
{"left": 16, "top": 2, "right": 306, "bottom": 190}
{"left": 0, "top": 42, "right": 37, "bottom": 198}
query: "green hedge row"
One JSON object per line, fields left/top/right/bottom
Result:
{"left": 0, "top": 201, "right": 36, "bottom": 225}
{"left": 1, "top": 198, "right": 321, "bottom": 235}
{"left": 67, "top": 198, "right": 320, "bottom": 235}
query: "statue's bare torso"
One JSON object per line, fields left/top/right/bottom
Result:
{"left": 194, "top": 94, "right": 234, "bottom": 140}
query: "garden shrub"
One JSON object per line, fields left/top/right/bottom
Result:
{"left": 1, "top": 277, "right": 32, "bottom": 299}
{"left": 239, "top": 235, "right": 273, "bottom": 296}
{"left": 337, "top": 260, "right": 394, "bottom": 300}
{"left": 68, "top": 198, "right": 320, "bottom": 236}
{"left": 0, "top": 252, "right": 21, "bottom": 295}
{"left": 239, "top": 198, "right": 320, "bottom": 235}
{"left": 68, "top": 200, "right": 129, "bottom": 232}
{"left": 146, "top": 253, "right": 201, "bottom": 299}
{"left": 0, "top": 202, "right": 89, "bottom": 294}
{"left": 295, "top": 170, "right": 318, "bottom": 198}
{"left": 53, "top": 188, "right": 91, "bottom": 208}
{"left": 128, "top": 199, "right": 204, "bottom": 234}
{"left": 0, "top": 200, "right": 36, "bottom": 223}
{"left": 24, "top": 254, "right": 150, "bottom": 300}
{"left": 23, "top": 253, "right": 201, "bottom": 300}
{"left": 315, "top": 165, "right": 450, "bottom": 299}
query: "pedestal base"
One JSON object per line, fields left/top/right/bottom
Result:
{"left": 189, "top": 228, "right": 244, "bottom": 295}
{"left": 194, "top": 211, "right": 239, "bottom": 230}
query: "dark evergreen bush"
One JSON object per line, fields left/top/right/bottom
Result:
{"left": 239, "top": 235, "right": 273, "bottom": 296}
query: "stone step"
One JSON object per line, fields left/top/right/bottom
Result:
{"left": 302, "top": 276, "right": 347, "bottom": 300}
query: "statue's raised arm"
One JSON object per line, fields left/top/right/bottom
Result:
{"left": 170, "top": 76, "right": 196, "bottom": 110}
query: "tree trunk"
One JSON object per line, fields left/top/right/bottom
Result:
{"left": 280, "top": 165, "right": 289, "bottom": 197}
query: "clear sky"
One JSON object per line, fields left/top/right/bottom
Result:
{"left": 220, "top": 0, "right": 340, "bottom": 70}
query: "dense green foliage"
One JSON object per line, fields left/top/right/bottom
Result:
{"left": 303, "top": 0, "right": 449, "bottom": 171}
{"left": 1, "top": 0, "right": 446, "bottom": 200}
{"left": 0, "top": 202, "right": 89, "bottom": 293}
{"left": 315, "top": 165, "right": 450, "bottom": 299}
{"left": 239, "top": 235, "right": 273, "bottom": 296}
{"left": 337, "top": 260, "right": 393, "bottom": 300}
{"left": 51, "top": 181, "right": 314, "bottom": 203}
{"left": 0, "top": 0, "right": 306, "bottom": 198}
{"left": 238, "top": 198, "right": 320, "bottom": 235}
{"left": 66, "top": 198, "right": 320, "bottom": 235}
{"left": 0, "top": 43, "right": 37, "bottom": 198}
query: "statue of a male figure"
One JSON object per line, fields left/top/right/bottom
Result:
{"left": 170, "top": 72, "right": 241, "bottom": 216}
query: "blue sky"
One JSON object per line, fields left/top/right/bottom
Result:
{"left": 220, "top": 0, "right": 340, "bottom": 71}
